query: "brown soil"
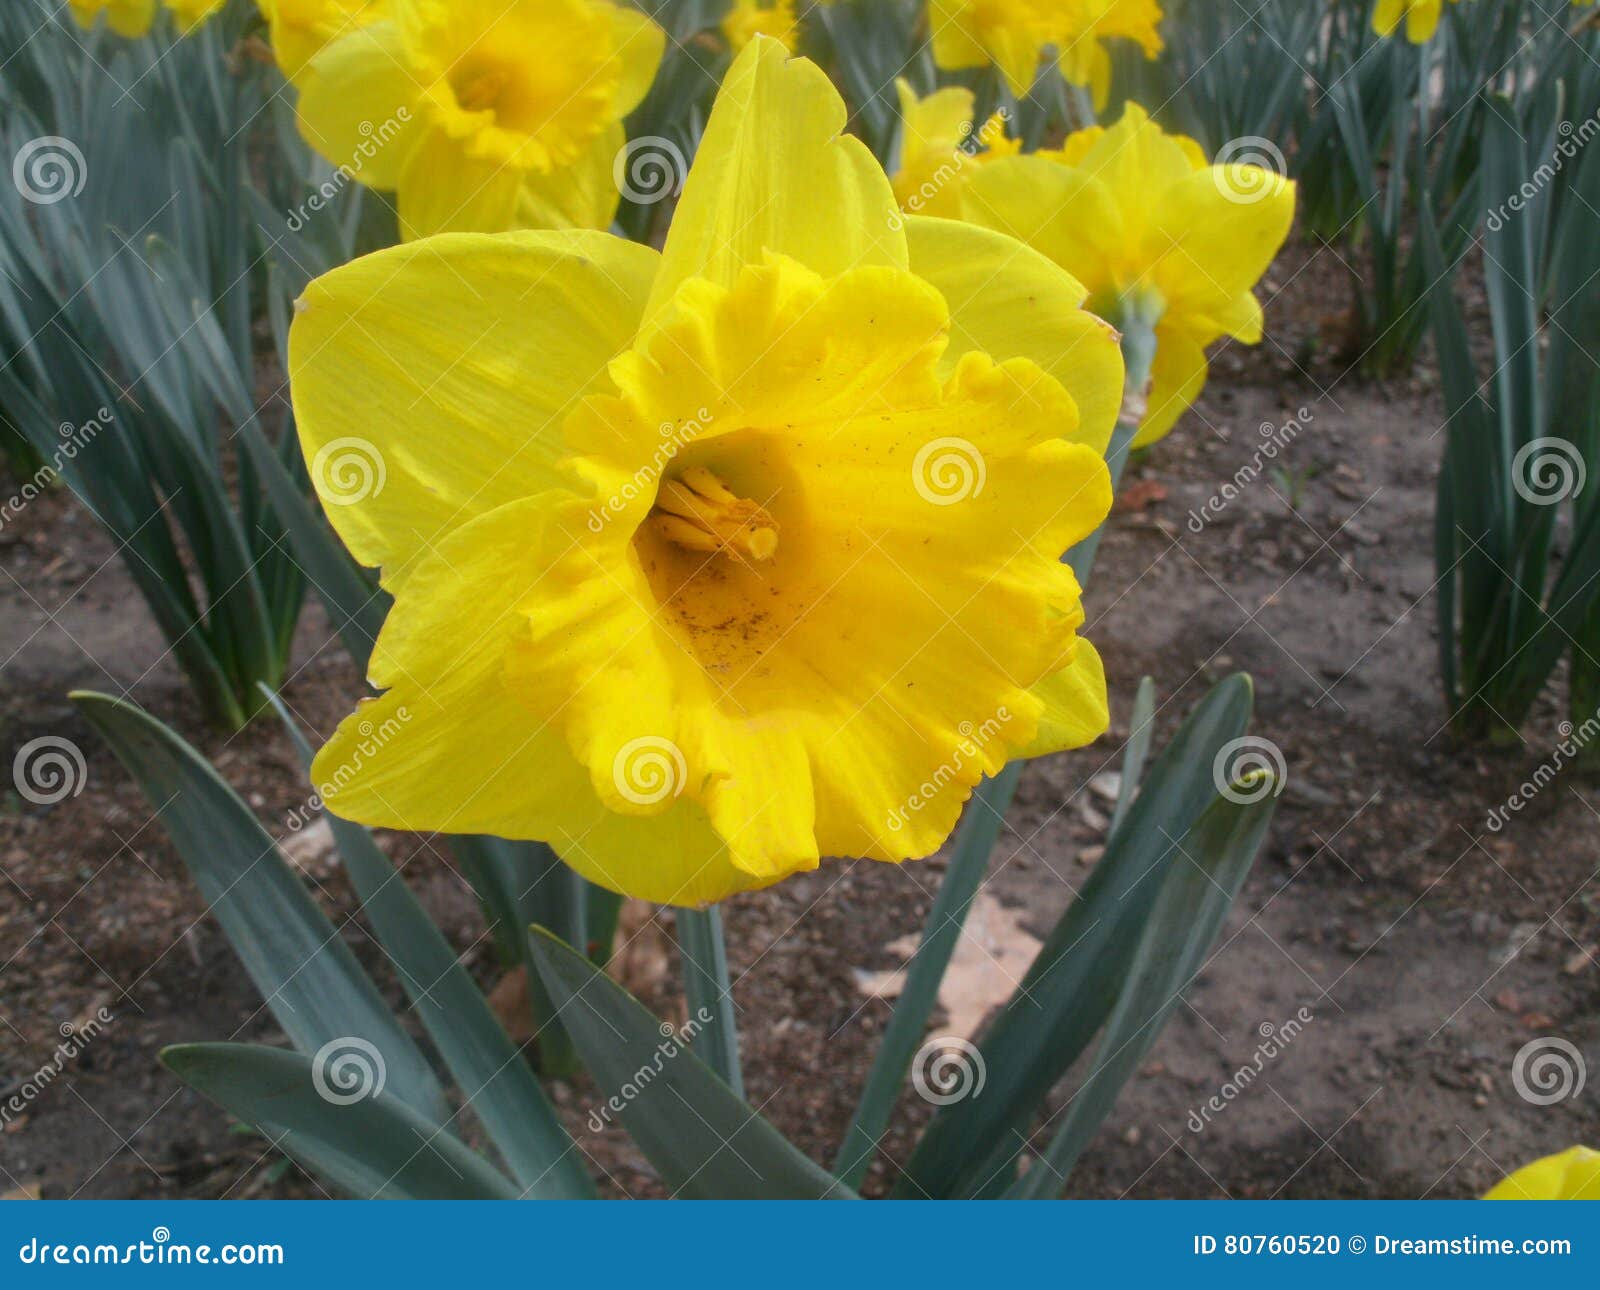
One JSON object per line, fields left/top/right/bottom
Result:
{"left": 2, "top": 235, "right": 1596, "bottom": 1201}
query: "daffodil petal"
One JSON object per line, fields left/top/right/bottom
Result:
{"left": 610, "top": 3, "right": 667, "bottom": 116}
{"left": 289, "top": 230, "right": 659, "bottom": 591}
{"left": 1135, "top": 328, "right": 1210, "bottom": 448}
{"left": 1483, "top": 1146, "right": 1600, "bottom": 1200}
{"left": 314, "top": 493, "right": 754, "bottom": 908}
{"left": 1014, "top": 639, "right": 1109, "bottom": 759}
{"left": 295, "top": 22, "right": 422, "bottom": 190}
{"left": 512, "top": 121, "right": 625, "bottom": 231}
{"left": 395, "top": 135, "right": 523, "bottom": 239}
{"left": 904, "top": 215, "right": 1124, "bottom": 456}
{"left": 959, "top": 156, "right": 1128, "bottom": 292}
{"left": 642, "top": 36, "right": 904, "bottom": 337}
{"left": 1150, "top": 167, "right": 1296, "bottom": 321}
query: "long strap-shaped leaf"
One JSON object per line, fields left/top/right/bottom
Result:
{"left": 162, "top": 1044, "right": 515, "bottom": 1200}
{"left": 1007, "top": 783, "right": 1279, "bottom": 1197}
{"left": 265, "top": 695, "right": 592, "bottom": 1198}
{"left": 72, "top": 692, "right": 449, "bottom": 1126}
{"left": 675, "top": 905, "right": 743, "bottom": 1097}
{"left": 894, "top": 675, "right": 1255, "bottom": 1198}
{"left": 530, "top": 929, "right": 856, "bottom": 1199}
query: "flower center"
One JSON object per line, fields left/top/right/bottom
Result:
{"left": 647, "top": 466, "right": 779, "bottom": 563}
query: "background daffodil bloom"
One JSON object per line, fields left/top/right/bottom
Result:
{"left": 721, "top": 0, "right": 799, "bottom": 53}
{"left": 292, "top": 0, "right": 665, "bottom": 238}
{"left": 164, "top": 0, "right": 225, "bottom": 31}
{"left": 929, "top": 0, "right": 1163, "bottom": 109}
{"left": 257, "top": 0, "right": 387, "bottom": 82}
{"left": 891, "top": 78, "right": 1020, "bottom": 218}
{"left": 1372, "top": 0, "right": 1461, "bottom": 43}
{"left": 1483, "top": 1146, "right": 1600, "bottom": 1199}
{"left": 68, "top": 0, "right": 157, "bottom": 38}
{"left": 959, "top": 102, "right": 1295, "bottom": 447}
{"left": 289, "top": 36, "right": 1123, "bottom": 907}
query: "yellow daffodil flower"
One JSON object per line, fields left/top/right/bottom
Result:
{"left": 68, "top": 0, "right": 157, "bottom": 37}
{"left": 929, "top": 0, "right": 1163, "bottom": 109}
{"left": 959, "top": 102, "right": 1295, "bottom": 447}
{"left": 289, "top": 37, "right": 1122, "bottom": 906}
{"left": 1372, "top": 0, "right": 1460, "bottom": 42}
{"left": 721, "top": 0, "right": 799, "bottom": 53}
{"left": 1484, "top": 1147, "right": 1600, "bottom": 1199}
{"left": 69, "top": 0, "right": 223, "bottom": 37}
{"left": 164, "top": 0, "right": 224, "bottom": 31}
{"left": 892, "top": 79, "right": 1020, "bottom": 219}
{"left": 291, "top": 0, "right": 665, "bottom": 238}
{"left": 257, "top": 0, "right": 387, "bottom": 82}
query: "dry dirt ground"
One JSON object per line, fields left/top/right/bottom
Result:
{"left": 2, "top": 236, "right": 1597, "bottom": 1200}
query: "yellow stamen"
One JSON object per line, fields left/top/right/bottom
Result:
{"left": 649, "top": 467, "right": 778, "bottom": 562}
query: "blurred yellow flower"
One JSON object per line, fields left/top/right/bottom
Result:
{"left": 290, "top": 37, "right": 1122, "bottom": 906}
{"left": 68, "top": 0, "right": 222, "bottom": 37}
{"left": 292, "top": 0, "right": 665, "bottom": 237}
{"left": 891, "top": 79, "right": 1020, "bottom": 218}
{"left": 1371, "top": 0, "right": 1460, "bottom": 42}
{"left": 257, "top": 0, "right": 386, "bottom": 81}
{"left": 960, "top": 102, "right": 1295, "bottom": 446}
{"left": 929, "top": 0, "right": 1162, "bottom": 108}
{"left": 1483, "top": 1147, "right": 1600, "bottom": 1199}
{"left": 68, "top": 0, "right": 156, "bottom": 37}
{"left": 721, "top": 0, "right": 799, "bottom": 52}
{"left": 164, "top": 0, "right": 225, "bottom": 30}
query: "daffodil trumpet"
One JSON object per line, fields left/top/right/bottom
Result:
{"left": 289, "top": 36, "right": 1124, "bottom": 907}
